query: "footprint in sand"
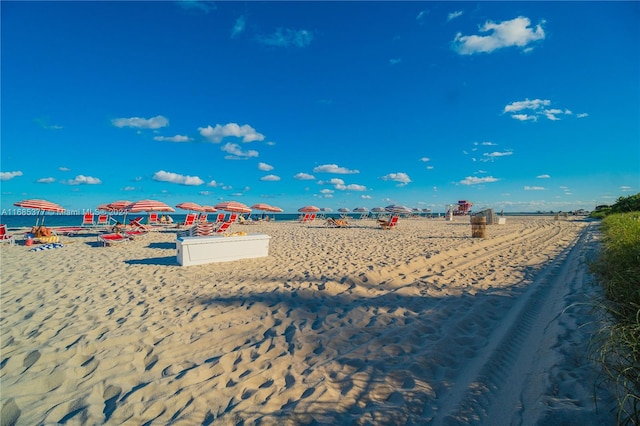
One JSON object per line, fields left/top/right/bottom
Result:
{"left": 1, "top": 399, "right": 21, "bottom": 426}
{"left": 22, "top": 350, "right": 40, "bottom": 372}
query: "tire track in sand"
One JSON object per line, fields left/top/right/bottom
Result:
{"left": 430, "top": 223, "right": 596, "bottom": 426}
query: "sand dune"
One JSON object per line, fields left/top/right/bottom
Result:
{"left": 1, "top": 216, "right": 615, "bottom": 424}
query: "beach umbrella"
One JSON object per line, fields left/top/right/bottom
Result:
{"left": 353, "top": 207, "right": 369, "bottom": 213}
{"left": 298, "top": 205, "right": 320, "bottom": 213}
{"left": 127, "top": 200, "right": 175, "bottom": 213}
{"left": 266, "top": 205, "right": 283, "bottom": 213}
{"left": 176, "top": 202, "right": 205, "bottom": 212}
{"left": 251, "top": 203, "right": 274, "bottom": 211}
{"left": 371, "top": 207, "right": 385, "bottom": 212}
{"left": 320, "top": 207, "right": 333, "bottom": 212}
{"left": 385, "top": 204, "right": 413, "bottom": 215}
{"left": 337, "top": 207, "right": 350, "bottom": 213}
{"left": 214, "top": 201, "right": 252, "bottom": 214}
{"left": 106, "top": 200, "right": 133, "bottom": 212}
{"left": 14, "top": 199, "right": 65, "bottom": 226}
{"left": 201, "top": 205, "right": 218, "bottom": 212}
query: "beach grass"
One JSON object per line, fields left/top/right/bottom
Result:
{"left": 590, "top": 208, "right": 640, "bottom": 424}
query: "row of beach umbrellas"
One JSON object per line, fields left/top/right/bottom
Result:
{"left": 12, "top": 199, "right": 285, "bottom": 226}
{"left": 14, "top": 199, "right": 418, "bottom": 226}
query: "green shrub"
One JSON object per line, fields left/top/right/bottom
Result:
{"left": 591, "top": 212, "right": 640, "bottom": 424}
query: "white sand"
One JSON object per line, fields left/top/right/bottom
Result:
{"left": 0, "top": 216, "right": 616, "bottom": 425}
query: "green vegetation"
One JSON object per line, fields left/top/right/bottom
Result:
{"left": 589, "top": 193, "right": 640, "bottom": 424}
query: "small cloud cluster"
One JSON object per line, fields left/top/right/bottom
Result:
{"left": 294, "top": 172, "right": 315, "bottom": 180}
{"left": 504, "top": 99, "right": 587, "bottom": 121}
{"left": 65, "top": 175, "right": 102, "bottom": 185}
{"left": 112, "top": 115, "right": 168, "bottom": 129}
{"left": 453, "top": 16, "right": 545, "bottom": 55}
{"left": 459, "top": 176, "right": 499, "bottom": 185}
{"left": 257, "top": 28, "right": 313, "bottom": 48}
{"left": 154, "top": 135, "right": 191, "bottom": 142}
{"left": 381, "top": 172, "right": 412, "bottom": 187}
{"left": 313, "top": 164, "right": 359, "bottom": 174}
{"left": 0, "top": 171, "right": 23, "bottom": 181}
{"left": 524, "top": 186, "right": 545, "bottom": 191}
{"left": 153, "top": 170, "right": 204, "bottom": 186}
{"left": 222, "top": 143, "right": 259, "bottom": 160}
{"left": 37, "top": 177, "right": 55, "bottom": 184}
{"left": 200, "top": 123, "right": 265, "bottom": 143}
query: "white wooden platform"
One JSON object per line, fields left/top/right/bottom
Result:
{"left": 176, "top": 233, "right": 271, "bottom": 266}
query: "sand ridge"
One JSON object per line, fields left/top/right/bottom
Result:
{"left": 0, "top": 216, "right": 615, "bottom": 424}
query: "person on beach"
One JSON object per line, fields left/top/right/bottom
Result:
{"left": 111, "top": 222, "right": 124, "bottom": 234}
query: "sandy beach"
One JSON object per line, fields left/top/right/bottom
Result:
{"left": 0, "top": 216, "right": 616, "bottom": 425}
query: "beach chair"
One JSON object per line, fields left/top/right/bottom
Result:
{"left": 148, "top": 213, "right": 160, "bottom": 225}
{"left": 0, "top": 224, "right": 15, "bottom": 245}
{"left": 299, "top": 213, "right": 311, "bottom": 222}
{"left": 228, "top": 213, "right": 238, "bottom": 223}
{"left": 96, "top": 214, "right": 110, "bottom": 227}
{"left": 81, "top": 212, "right": 95, "bottom": 227}
{"left": 192, "top": 222, "right": 215, "bottom": 236}
{"left": 310, "top": 213, "right": 317, "bottom": 221}
{"left": 215, "top": 221, "right": 232, "bottom": 234}
{"left": 215, "top": 213, "right": 225, "bottom": 223}
{"left": 379, "top": 215, "right": 399, "bottom": 230}
{"left": 97, "top": 233, "right": 130, "bottom": 246}
{"left": 181, "top": 213, "right": 198, "bottom": 228}
{"left": 198, "top": 213, "right": 208, "bottom": 223}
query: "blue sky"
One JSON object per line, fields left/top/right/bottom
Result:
{"left": 2, "top": 1, "right": 639, "bottom": 213}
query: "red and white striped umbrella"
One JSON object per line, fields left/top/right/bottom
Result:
{"left": 106, "top": 200, "right": 133, "bottom": 211}
{"left": 201, "top": 205, "right": 218, "bottom": 212}
{"left": 14, "top": 199, "right": 65, "bottom": 226}
{"left": 176, "top": 202, "right": 205, "bottom": 212}
{"left": 266, "top": 205, "right": 283, "bottom": 213}
{"left": 214, "top": 201, "right": 252, "bottom": 214}
{"left": 251, "top": 203, "right": 273, "bottom": 211}
{"left": 298, "top": 205, "right": 320, "bottom": 213}
{"left": 126, "top": 200, "right": 175, "bottom": 213}
{"left": 14, "top": 199, "right": 65, "bottom": 213}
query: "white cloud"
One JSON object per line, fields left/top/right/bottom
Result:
{"left": 484, "top": 151, "right": 513, "bottom": 158}
{"left": 257, "top": 28, "right": 313, "bottom": 48}
{"left": 335, "top": 183, "right": 367, "bottom": 191}
{"left": 112, "top": 115, "right": 169, "bottom": 129}
{"left": 453, "top": 16, "right": 545, "bottom": 55}
{"left": 419, "top": 157, "right": 430, "bottom": 162}
{"left": 524, "top": 186, "right": 545, "bottom": 190}
{"left": 504, "top": 98, "right": 550, "bottom": 113}
{"left": 260, "top": 174, "right": 281, "bottom": 181}
{"left": 36, "top": 177, "right": 55, "bottom": 184}
{"left": 504, "top": 99, "right": 584, "bottom": 122}
{"left": 122, "top": 186, "right": 136, "bottom": 191}
{"left": 313, "top": 164, "right": 359, "bottom": 174}
{"left": 59, "top": 167, "right": 70, "bottom": 172}
{"left": 537, "top": 174, "right": 551, "bottom": 179}
{"left": 0, "top": 171, "right": 23, "bottom": 181}
{"left": 448, "top": 10, "right": 463, "bottom": 21}
{"left": 258, "top": 162, "right": 274, "bottom": 171}
{"left": 381, "top": 172, "right": 412, "bottom": 186}
{"left": 621, "top": 185, "right": 633, "bottom": 192}
{"left": 459, "top": 176, "right": 499, "bottom": 185}
{"left": 416, "top": 10, "right": 428, "bottom": 23}
{"left": 577, "top": 113, "right": 589, "bottom": 118}
{"left": 221, "top": 143, "right": 259, "bottom": 160}
{"left": 199, "top": 123, "right": 265, "bottom": 143}
{"left": 294, "top": 172, "right": 315, "bottom": 180}
{"left": 231, "top": 15, "right": 246, "bottom": 38}
{"left": 154, "top": 135, "right": 191, "bottom": 142}
{"left": 152, "top": 170, "right": 204, "bottom": 186}
{"left": 65, "top": 175, "right": 102, "bottom": 185}
{"left": 512, "top": 114, "right": 537, "bottom": 121}
{"left": 480, "top": 141, "right": 497, "bottom": 146}
{"left": 426, "top": 166, "right": 434, "bottom": 170}
{"left": 320, "top": 188, "right": 334, "bottom": 195}
{"left": 361, "top": 195, "right": 372, "bottom": 199}
{"left": 207, "top": 180, "right": 220, "bottom": 187}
